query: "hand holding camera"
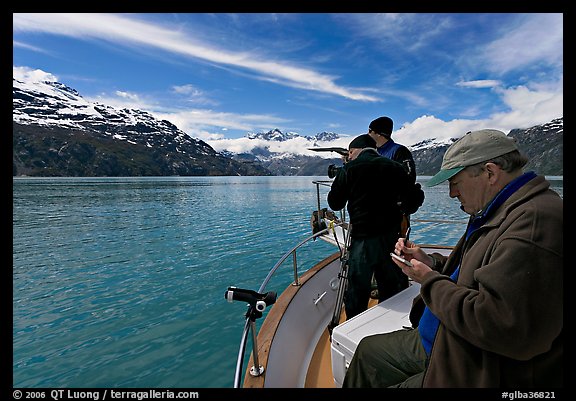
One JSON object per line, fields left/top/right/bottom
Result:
{"left": 328, "top": 163, "right": 343, "bottom": 178}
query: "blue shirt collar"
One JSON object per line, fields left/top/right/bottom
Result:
{"left": 379, "top": 138, "right": 396, "bottom": 151}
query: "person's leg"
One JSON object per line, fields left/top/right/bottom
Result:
{"left": 375, "top": 259, "right": 409, "bottom": 301}
{"left": 374, "top": 233, "right": 408, "bottom": 302}
{"left": 342, "top": 328, "right": 427, "bottom": 388}
{"left": 344, "top": 238, "right": 373, "bottom": 319}
{"left": 391, "top": 371, "right": 425, "bottom": 388}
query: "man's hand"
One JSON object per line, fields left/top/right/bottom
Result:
{"left": 391, "top": 238, "right": 434, "bottom": 283}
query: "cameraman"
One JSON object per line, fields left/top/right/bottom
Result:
{"left": 327, "top": 134, "right": 419, "bottom": 319}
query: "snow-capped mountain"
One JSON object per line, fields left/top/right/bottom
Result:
{"left": 13, "top": 77, "right": 215, "bottom": 154}
{"left": 247, "top": 129, "right": 300, "bottom": 141}
{"left": 221, "top": 117, "right": 563, "bottom": 176}
{"left": 410, "top": 118, "right": 563, "bottom": 176}
{"left": 246, "top": 129, "right": 340, "bottom": 144}
{"left": 508, "top": 117, "right": 563, "bottom": 176}
{"left": 13, "top": 78, "right": 270, "bottom": 177}
{"left": 13, "top": 75, "right": 563, "bottom": 177}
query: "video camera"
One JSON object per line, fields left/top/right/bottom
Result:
{"left": 328, "top": 164, "right": 343, "bottom": 179}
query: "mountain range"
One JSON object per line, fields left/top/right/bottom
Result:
{"left": 13, "top": 77, "right": 563, "bottom": 177}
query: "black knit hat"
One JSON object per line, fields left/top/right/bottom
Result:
{"left": 348, "top": 134, "right": 376, "bottom": 150}
{"left": 369, "top": 116, "right": 393, "bottom": 136}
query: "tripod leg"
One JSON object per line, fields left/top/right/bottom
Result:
{"left": 328, "top": 260, "right": 348, "bottom": 335}
{"left": 328, "top": 223, "right": 352, "bottom": 337}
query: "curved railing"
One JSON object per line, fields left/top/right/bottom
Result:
{"left": 231, "top": 221, "right": 348, "bottom": 388}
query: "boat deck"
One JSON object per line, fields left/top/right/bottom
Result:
{"left": 241, "top": 242, "right": 453, "bottom": 388}
{"left": 304, "top": 299, "right": 377, "bottom": 387}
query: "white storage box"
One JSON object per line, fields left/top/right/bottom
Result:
{"left": 330, "top": 282, "right": 421, "bottom": 387}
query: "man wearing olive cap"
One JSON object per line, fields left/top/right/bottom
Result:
{"left": 343, "top": 129, "right": 563, "bottom": 388}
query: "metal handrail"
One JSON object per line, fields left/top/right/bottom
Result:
{"left": 313, "top": 179, "right": 347, "bottom": 225}
{"left": 232, "top": 221, "right": 347, "bottom": 388}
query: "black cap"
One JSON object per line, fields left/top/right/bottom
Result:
{"left": 369, "top": 116, "right": 393, "bottom": 136}
{"left": 349, "top": 134, "right": 376, "bottom": 150}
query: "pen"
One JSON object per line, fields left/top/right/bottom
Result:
{"left": 401, "top": 226, "right": 411, "bottom": 257}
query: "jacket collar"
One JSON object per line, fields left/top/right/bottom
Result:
{"left": 466, "top": 171, "right": 537, "bottom": 240}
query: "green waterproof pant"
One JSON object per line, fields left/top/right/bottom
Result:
{"left": 342, "top": 328, "right": 428, "bottom": 388}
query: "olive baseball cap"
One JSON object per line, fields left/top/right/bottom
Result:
{"left": 426, "top": 129, "right": 519, "bottom": 187}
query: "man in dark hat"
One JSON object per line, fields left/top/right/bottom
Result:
{"left": 327, "top": 134, "right": 419, "bottom": 319}
{"left": 368, "top": 116, "right": 416, "bottom": 183}
{"left": 368, "top": 116, "right": 419, "bottom": 237}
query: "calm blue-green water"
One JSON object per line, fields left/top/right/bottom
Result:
{"left": 12, "top": 175, "right": 563, "bottom": 388}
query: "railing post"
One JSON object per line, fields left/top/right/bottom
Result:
{"left": 248, "top": 318, "right": 264, "bottom": 376}
{"left": 315, "top": 181, "right": 322, "bottom": 222}
{"left": 292, "top": 251, "right": 299, "bottom": 286}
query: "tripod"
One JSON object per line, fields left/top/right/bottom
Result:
{"left": 327, "top": 224, "right": 352, "bottom": 337}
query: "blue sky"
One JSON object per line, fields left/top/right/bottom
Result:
{"left": 13, "top": 13, "right": 563, "bottom": 153}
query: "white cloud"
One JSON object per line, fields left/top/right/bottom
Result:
{"left": 207, "top": 135, "right": 354, "bottom": 158}
{"left": 88, "top": 92, "right": 158, "bottom": 111}
{"left": 394, "top": 81, "right": 563, "bottom": 147}
{"left": 171, "top": 84, "right": 218, "bottom": 106}
{"left": 13, "top": 66, "right": 58, "bottom": 82}
{"left": 481, "top": 14, "right": 563, "bottom": 74}
{"left": 456, "top": 80, "right": 501, "bottom": 89}
{"left": 203, "top": 79, "right": 563, "bottom": 154}
{"left": 489, "top": 84, "right": 563, "bottom": 129}
{"left": 394, "top": 115, "right": 479, "bottom": 147}
{"left": 13, "top": 40, "right": 51, "bottom": 54}
{"left": 12, "top": 13, "right": 378, "bottom": 102}
{"left": 13, "top": 12, "right": 562, "bottom": 156}
{"left": 150, "top": 109, "right": 290, "bottom": 141}
{"left": 114, "top": 91, "right": 142, "bottom": 102}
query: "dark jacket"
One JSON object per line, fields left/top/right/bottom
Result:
{"left": 377, "top": 139, "right": 416, "bottom": 183}
{"left": 418, "top": 175, "right": 563, "bottom": 387}
{"left": 327, "top": 148, "right": 414, "bottom": 238}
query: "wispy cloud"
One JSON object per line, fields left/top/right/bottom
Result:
{"left": 88, "top": 91, "right": 159, "bottom": 112}
{"left": 152, "top": 109, "right": 290, "bottom": 141}
{"left": 479, "top": 14, "right": 563, "bottom": 75}
{"left": 11, "top": 62, "right": 286, "bottom": 140}
{"left": 13, "top": 13, "right": 563, "bottom": 151}
{"left": 341, "top": 13, "right": 455, "bottom": 56}
{"left": 171, "top": 84, "right": 218, "bottom": 106}
{"left": 13, "top": 13, "right": 378, "bottom": 102}
{"left": 456, "top": 80, "right": 501, "bottom": 89}
{"left": 13, "top": 40, "right": 52, "bottom": 54}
